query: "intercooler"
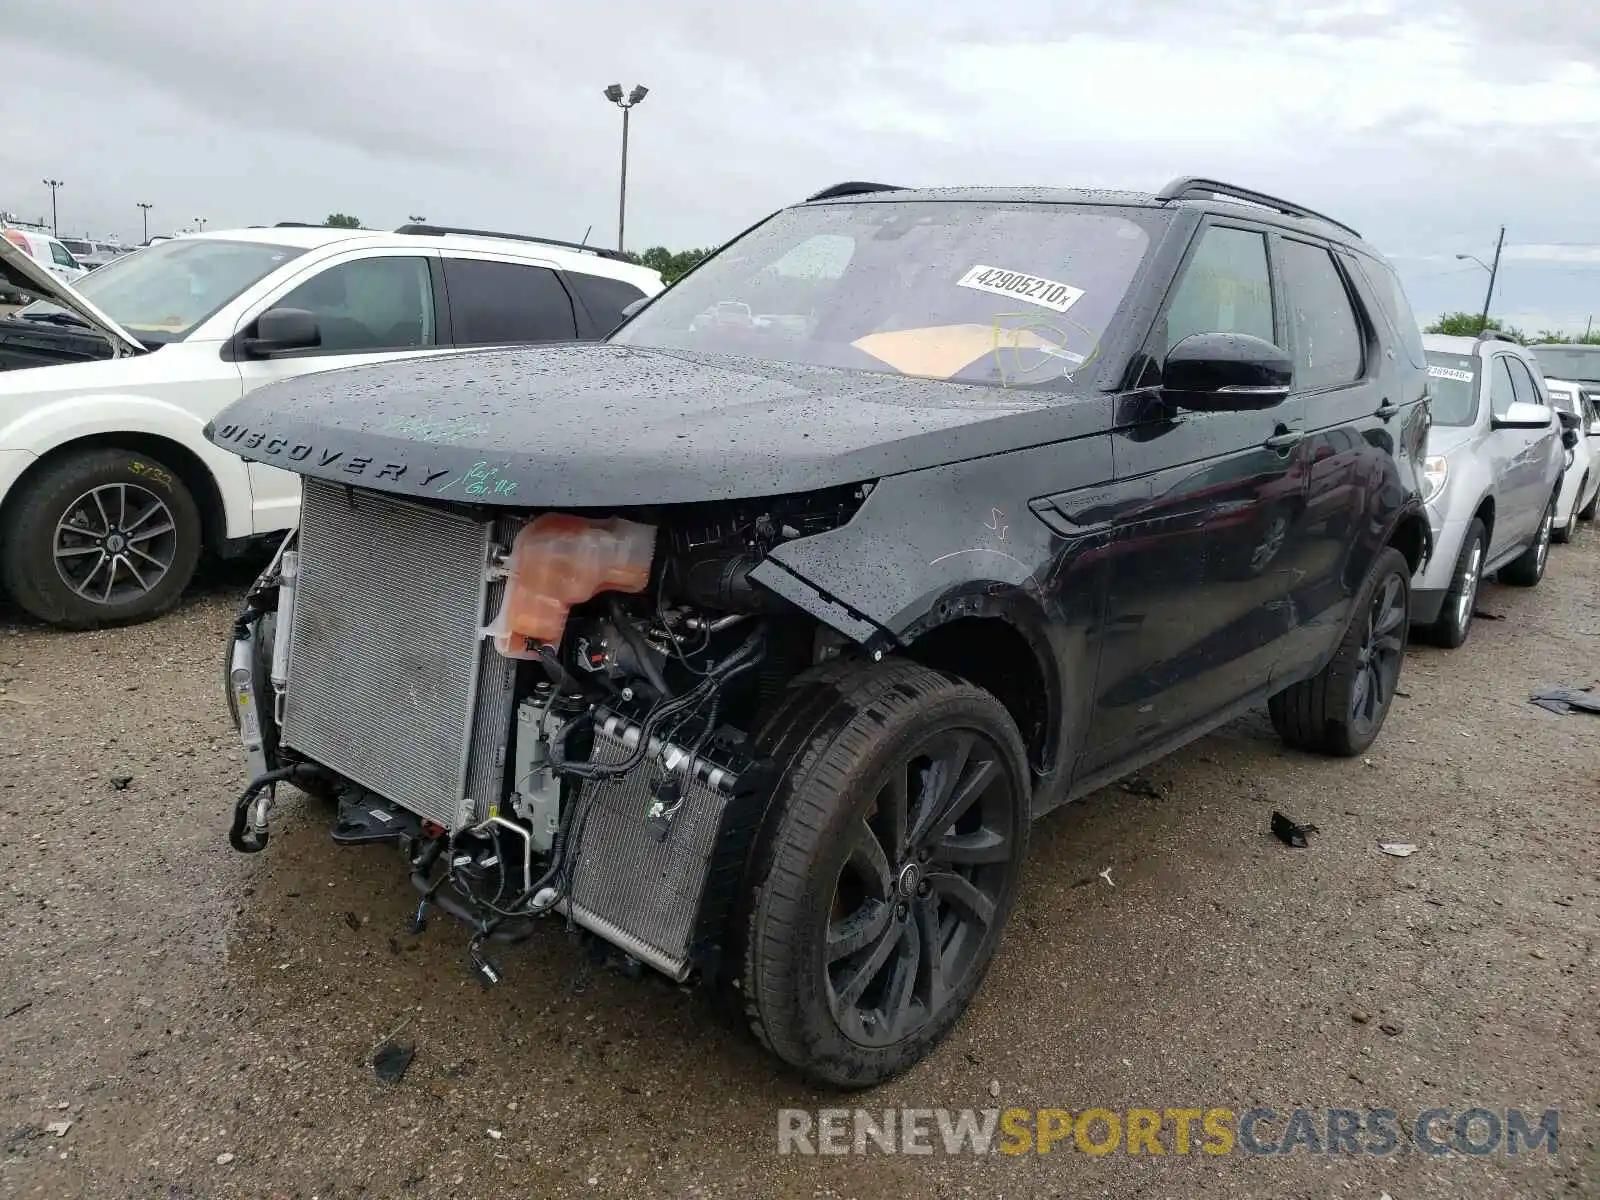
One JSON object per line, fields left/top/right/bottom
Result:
{"left": 563, "top": 710, "right": 769, "bottom": 981}
{"left": 281, "top": 480, "right": 518, "bottom": 830}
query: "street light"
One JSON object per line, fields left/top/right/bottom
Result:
{"left": 194, "top": 216, "right": 207, "bottom": 232}
{"left": 42, "top": 179, "right": 64, "bottom": 234}
{"left": 603, "top": 83, "right": 649, "bottom": 253}
{"left": 1456, "top": 225, "right": 1506, "bottom": 328}
{"left": 136, "top": 202, "right": 153, "bottom": 243}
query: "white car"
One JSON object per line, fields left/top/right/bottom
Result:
{"left": 0, "top": 223, "right": 663, "bottom": 628}
{"left": 1, "top": 226, "right": 87, "bottom": 290}
{"left": 1545, "top": 378, "right": 1600, "bottom": 542}
{"left": 59, "top": 238, "right": 129, "bottom": 271}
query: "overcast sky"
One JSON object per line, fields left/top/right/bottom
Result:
{"left": 6, "top": 0, "right": 1598, "bottom": 333}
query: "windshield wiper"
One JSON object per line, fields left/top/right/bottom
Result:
{"left": 19, "top": 310, "right": 91, "bottom": 329}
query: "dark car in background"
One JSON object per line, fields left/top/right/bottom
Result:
{"left": 213, "top": 177, "right": 1430, "bottom": 1086}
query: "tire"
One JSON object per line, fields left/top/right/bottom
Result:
{"left": 0, "top": 447, "right": 202, "bottom": 629}
{"left": 1270, "top": 546, "right": 1410, "bottom": 757}
{"left": 1579, "top": 482, "right": 1599, "bottom": 522}
{"left": 1499, "top": 492, "right": 1555, "bottom": 586}
{"left": 1419, "top": 519, "right": 1485, "bottom": 649}
{"left": 740, "top": 658, "right": 1030, "bottom": 1088}
{"left": 1552, "top": 478, "right": 1582, "bottom": 544}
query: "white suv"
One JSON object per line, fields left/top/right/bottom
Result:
{"left": 0, "top": 223, "right": 663, "bottom": 628}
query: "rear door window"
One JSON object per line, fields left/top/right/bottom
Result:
{"left": 1277, "top": 239, "right": 1365, "bottom": 390}
{"left": 442, "top": 258, "right": 578, "bottom": 346}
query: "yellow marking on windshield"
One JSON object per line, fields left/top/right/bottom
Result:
{"left": 851, "top": 324, "right": 1063, "bottom": 379}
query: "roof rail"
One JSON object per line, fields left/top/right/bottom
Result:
{"left": 393, "top": 224, "right": 629, "bottom": 261}
{"left": 1156, "top": 176, "right": 1362, "bottom": 239}
{"left": 1477, "top": 330, "right": 1519, "bottom": 344}
{"left": 805, "top": 181, "right": 906, "bottom": 202}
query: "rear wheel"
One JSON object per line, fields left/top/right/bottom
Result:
{"left": 1, "top": 447, "right": 202, "bottom": 628}
{"left": 1419, "top": 519, "right": 1484, "bottom": 649}
{"left": 1499, "top": 493, "right": 1555, "bottom": 586}
{"left": 1270, "top": 547, "right": 1409, "bottom": 757}
{"left": 1552, "top": 477, "right": 1584, "bottom": 544}
{"left": 741, "top": 659, "right": 1029, "bottom": 1087}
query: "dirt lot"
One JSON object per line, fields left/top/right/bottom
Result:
{"left": 1, "top": 537, "right": 1596, "bottom": 1199}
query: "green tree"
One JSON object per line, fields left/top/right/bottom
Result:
{"left": 625, "top": 245, "right": 713, "bottom": 284}
{"left": 1424, "top": 312, "right": 1526, "bottom": 343}
{"left": 323, "top": 213, "right": 362, "bottom": 229}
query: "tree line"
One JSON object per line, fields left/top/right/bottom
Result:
{"left": 1425, "top": 311, "right": 1600, "bottom": 345}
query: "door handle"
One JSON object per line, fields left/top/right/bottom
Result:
{"left": 1375, "top": 399, "right": 1399, "bottom": 421}
{"left": 1263, "top": 427, "right": 1304, "bottom": 453}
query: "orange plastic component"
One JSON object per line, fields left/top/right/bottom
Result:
{"left": 487, "top": 514, "right": 656, "bottom": 659}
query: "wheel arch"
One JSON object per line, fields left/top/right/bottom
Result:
{"left": 895, "top": 585, "right": 1063, "bottom": 783}
{"left": 0, "top": 432, "right": 230, "bottom": 552}
{"left": 1386, "top": 505, "right": 1431, "bottom": 575}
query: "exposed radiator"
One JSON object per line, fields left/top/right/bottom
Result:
{"left": 282, "top": 480, "right": 517, "bottom": 830}
{"left": 563, "top": 709, "right": 768, "bottom": 981}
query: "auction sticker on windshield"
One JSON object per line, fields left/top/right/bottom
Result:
{"left": 957, "top": 265, "right": 1085, "bottom": 314}
{"left": 1428, "top": 365, "right": 1473, "bottom": 382}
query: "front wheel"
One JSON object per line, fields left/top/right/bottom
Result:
{"left": 740, "top": 659, "right": 1030, "bottom": 1088}
{"left": 0, "top": 447, "right": 203, "bottom": 628}
{"left": 1270, "top": 546, "right": 1410, "bottom": 757}
{"left": 1418, "top": 519, "right": 1484, "bottom": 649}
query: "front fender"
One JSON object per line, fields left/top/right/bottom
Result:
{"left": 0, "top": 392, "right": 255, "bottom": 537}
{"left": 749, "top": 421, "right": 1118, "bottom": 806}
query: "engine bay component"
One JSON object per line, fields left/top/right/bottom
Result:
{"left": 487, "top": 514, "right": 656, "bottom": 658}
{"left": 560, "top": 707, "right": 770, "bottom": 981}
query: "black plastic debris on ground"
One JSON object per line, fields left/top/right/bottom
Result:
{"left": 109, "top": 776, "right": 133, "bottom": 790}
{"left": 1271, "top": 810, "right": 1318, "bottom": 848}
{"left": 373, "top": 1041, "right": 415, "bottom": 1085}
{"left": 1529, "top": 686, "right": 1600, "bottom": 716}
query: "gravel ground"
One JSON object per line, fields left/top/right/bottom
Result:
{"left": 1, "top": 537, "right": 1596, "bottom": 1200}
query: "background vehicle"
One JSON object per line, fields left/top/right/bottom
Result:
{"left": 1544, "top": 378, "right": 1600, "bottom": 541}
{"left": 214, "top": 177, "right": 1430, "bottom": 1087}
{"left": 1410, "top": 332, "right": 1565, "bottom": 648}
{"left": 0, "top": 224, "right": 663, "bottom": 629}
{"left": 59, "top": 238, "right": 129, "bottom": 271}
{"left": 1, "top": 226, "right": 86, "bottom": 287}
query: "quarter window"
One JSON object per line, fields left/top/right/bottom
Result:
{"left": 442, "top": 259, "right": 578, "bottom": 346}
{"left": 1506, "top": 357, "right": 1542, "bottom": 407}
{"left": 1163, "top": 226, "right": 1275, "bottom": 354}
{"left": 1488, "top": 355, "right": 1517, "bottom": 419}
{"left": 271, "top": 256, "right": 436, "bottom": 353}
{"left": 1278, "top": 240, "right": 1364, "bottom": 390}
{"left": 566, "top": 271, "right": 648, "bottom": 333}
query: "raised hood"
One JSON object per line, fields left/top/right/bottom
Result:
{"left": 205, "top": 342, "right": 1105, "bottom": 506}
{"left": 0, "top": 236, "right": 145, "bottom": 357}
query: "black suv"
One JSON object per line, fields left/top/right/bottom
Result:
{"left": 211, "top": 177, "right": 1430, "bottom": 1087}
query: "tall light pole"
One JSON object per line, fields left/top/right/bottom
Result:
{"left": 603, "top": 83, "right": 649, "bottom": 253}
{"left": 1456, "top": 225, "right": 1506, "bottom": 329}
{"left": 136, "top": 202, "right": 153, "bottom": 242}
{"left": 42, "top": 179, "right": 64, "bottom": 234}
{"left": 194, "top": 216, "right": 207, "bottom": 232}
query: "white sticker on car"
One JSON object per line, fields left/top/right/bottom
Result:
{"left": 1428, "top": 365, "right": 1472, "bottom": 382}
{"left": 956, "top": 265, "right": 1085, "bottom": 314}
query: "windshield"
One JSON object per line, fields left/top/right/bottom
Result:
{"left": 18, "top": 238, "right": 306, "bottom": 343}
{"left": 1529, "top": 345, "right": 1600, "bottom": 385}
{"left": 1425, "top": 352, "right": 1478, "bottom": 425}
{"left": 611, "top": 201, "right": 1162, "bottom": 388}
{"left": 1545, "top": 384, "right": 1580, "bottom": 416}
{"left": 60, "top": 240, "right": 93, "bottom": 257}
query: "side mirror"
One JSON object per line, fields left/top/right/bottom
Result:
{"left": 1161, "top": 332, "right": 1292, "bottom": 411}
{"left": 242, "top": 307, "right": 320, "bottom": 357}
{"left": 1554, "top": 408, "right": 1581, "bottom": 431}
{"left": 1492, "top": 401, "right": 1554, "bottom": 430}
{"left": 1562, "top": 428, "right": 1580, "bottom": 451}
{"left": 620, "top": 296, "right": 650, "bottom": 319}
{"left": 1588, "top": 419, "right": 1600, "bottom": 437}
